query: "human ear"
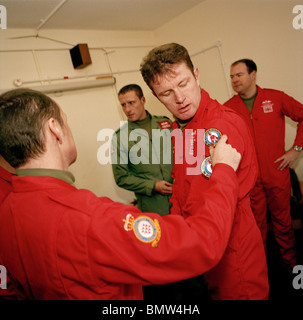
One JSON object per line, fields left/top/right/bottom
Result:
{"left": 251, "top": 70, "right": 257, "bottom": 81}
{"left": 194, "top": 67, "right": 200, "bottom": 85}
{"left": 48, "top": 118, "right": 63, "bottom": 144}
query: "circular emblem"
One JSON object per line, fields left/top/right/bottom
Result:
{"left": 204, "top": 128, "right": 222, "bottom": 147}
{"left": 201, "top": 156, "right": 212, "bottom": 178}
{"left": 133, "top": 216, "right": 157, "bottom": 243}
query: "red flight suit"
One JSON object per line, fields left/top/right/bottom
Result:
{"left": 170, "top": 90, "right": 269, "bottom": 300}
{"left": 0, "top": 166, "right": 18, "bottom": 299}
{"left": 0, "top": 166, "right": 13, "bottom": 203}
{"left": 224, "top": 86, "right": 303, "bottom": 267}
{"left": 0, "top": 165, "right": 239, "bottom": 300}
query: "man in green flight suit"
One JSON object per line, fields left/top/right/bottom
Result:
{"left": 111, "top": 84, "right": 173, "bottom": 216}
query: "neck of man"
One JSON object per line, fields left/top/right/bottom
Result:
{"left": 239, "top": 84, "right": 257, "bottom": 99}
{"left": 18, "top": 150, "right": 69, "bottom": 172}
{"left": 139, "top": 110, "right": 148, "bottom": 121}
{"left": 176, "top": 117, "right": 193, "bottom": 131}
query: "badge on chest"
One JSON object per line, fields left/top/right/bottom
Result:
{"left": 261, "top": 100, "right": 274, "bottom": 113}
{"left": 204, "top": 128, "right": 222, "bottom": 147}
{"left": 158, "top": 120, "right": 172, "bottom": 129}
{"left": 201, "top": 128, "right": 222, "bottom": 178}
{"left": 201, "top": 156, "right": 212, "bottom": 178}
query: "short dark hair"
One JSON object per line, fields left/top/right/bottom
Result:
{"left": 0, "top": 88, "right": 64, "bottom": 168}
{"left": 231, "top": 59, "right": 257, "bottom": 74}
{"left": 140, "top": 43, "right": 194, "bottom": 91}
{"left": 118, "top": 84, "right": 144, "bottom": 99}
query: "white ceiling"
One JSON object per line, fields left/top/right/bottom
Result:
{"left": 1, "top": 0, "right": 206, "bottom": 31}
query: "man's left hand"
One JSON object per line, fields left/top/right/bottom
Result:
{"left": 274, "top": 148, "right": 301, "bottom": 170}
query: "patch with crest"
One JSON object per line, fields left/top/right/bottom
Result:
{"left": 123, "top": 214, "right": 161, "bottom": 247}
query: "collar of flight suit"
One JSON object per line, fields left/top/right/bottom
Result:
{"left": 16, "top": 168, "right": 75, "bottom": 186}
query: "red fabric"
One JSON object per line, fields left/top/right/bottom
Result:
{"left": 0, "top": 167, "right": 17, "bottom": 299}
{"left": 224, "top": 87, "right": 303, "bottom": 267}
{"left": 0, "top": 166, "right": 13, "bottom": 203}
{"left": 170, "top": 90, "right": 269, "bottom": 300}
{"left": 0, "top": 164, "right": 238, "bottom": 300}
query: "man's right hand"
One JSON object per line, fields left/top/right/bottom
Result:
{"left": 155, "top": 180, "right": 173, "bottom": 195}
{"left": 209, "top": 135, "right": 241, "bottom": 172}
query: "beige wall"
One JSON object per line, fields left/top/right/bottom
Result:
{"left": 0, "top": 0, "right": 302, "bottom": 204}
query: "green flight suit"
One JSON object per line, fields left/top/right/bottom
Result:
{"left": 111, "top": 111, "right": 173, "bottom": 215}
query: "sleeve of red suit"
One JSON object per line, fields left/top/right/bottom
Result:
{"left": 280, "top": 92, "right": 303, "bottom": 147}
{"left": 88, "top": 164, "right": 238, "bottom": 286}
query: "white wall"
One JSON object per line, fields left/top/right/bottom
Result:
{"left": 0, "top": 0, "right": 302, "bottom": 204}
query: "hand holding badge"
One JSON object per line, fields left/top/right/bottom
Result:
{"left": 201, "top": 128, "right": 222, "bottom": 178}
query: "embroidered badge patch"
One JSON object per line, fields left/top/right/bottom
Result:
{"left": 204, "top": 128, "right": 222, "bottom": 147}
{"left": 158, "top": 120, "right": 172, "bottom": 129}
{"left": 123, "top": 214, "right": 161, "bottom": 247}
{"left": 201, "top": 156, "right": 212, "bottom": 178}
{"left": 261, "top": 100, "right": 274, "bottom": 113}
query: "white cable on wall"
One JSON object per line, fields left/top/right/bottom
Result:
{"left": 36, "top": 0, "right": 68, "bottom": 31}
{"left": 216, "top": 42, "right": 233, "bottom": 98}
{"left": 31, "top": 50, "right": 44, "bottom": 85}
{"left": 0, "top": 77, "right": 116, "bottom": 95}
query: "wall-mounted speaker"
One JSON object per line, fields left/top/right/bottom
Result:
{"left": 70, "top": 43, "right": 92, "bottom": 69}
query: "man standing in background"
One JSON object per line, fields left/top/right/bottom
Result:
{"left": 224, "top": 59, "right": 303, "bottom": 270}
{"left": 112, "top": 84, "right": 173, "bottom": 216}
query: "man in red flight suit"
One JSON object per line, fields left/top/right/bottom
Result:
{"left": 140, "top": 43, "right": 269, "bottom": 300}
{"left": 0, "top": 88, "right": 241, "bottom": 300}
{"left": 224, "top": 59, "right": 303, "bottom": 268}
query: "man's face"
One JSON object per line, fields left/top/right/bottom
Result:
{"left": 151, "top": 62, "right": 201, "bottom": 121}
{"left": 118, "top": 90, "right": 146, "bottom": 122}
{"left": 230, "top": 62, "right": 256, "bottom": 96}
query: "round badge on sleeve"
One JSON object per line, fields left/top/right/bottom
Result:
{"left": 204, "top": 128, "right": 222, "bottom": 147}
{"left": 123, "top": 214, "right": 161, "bottom": 247}
{"left": 134, "top": 216, "right": 157, "bottom": 243}
{"left": 201, "top": 156, "right": 212, "bottom": 178}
